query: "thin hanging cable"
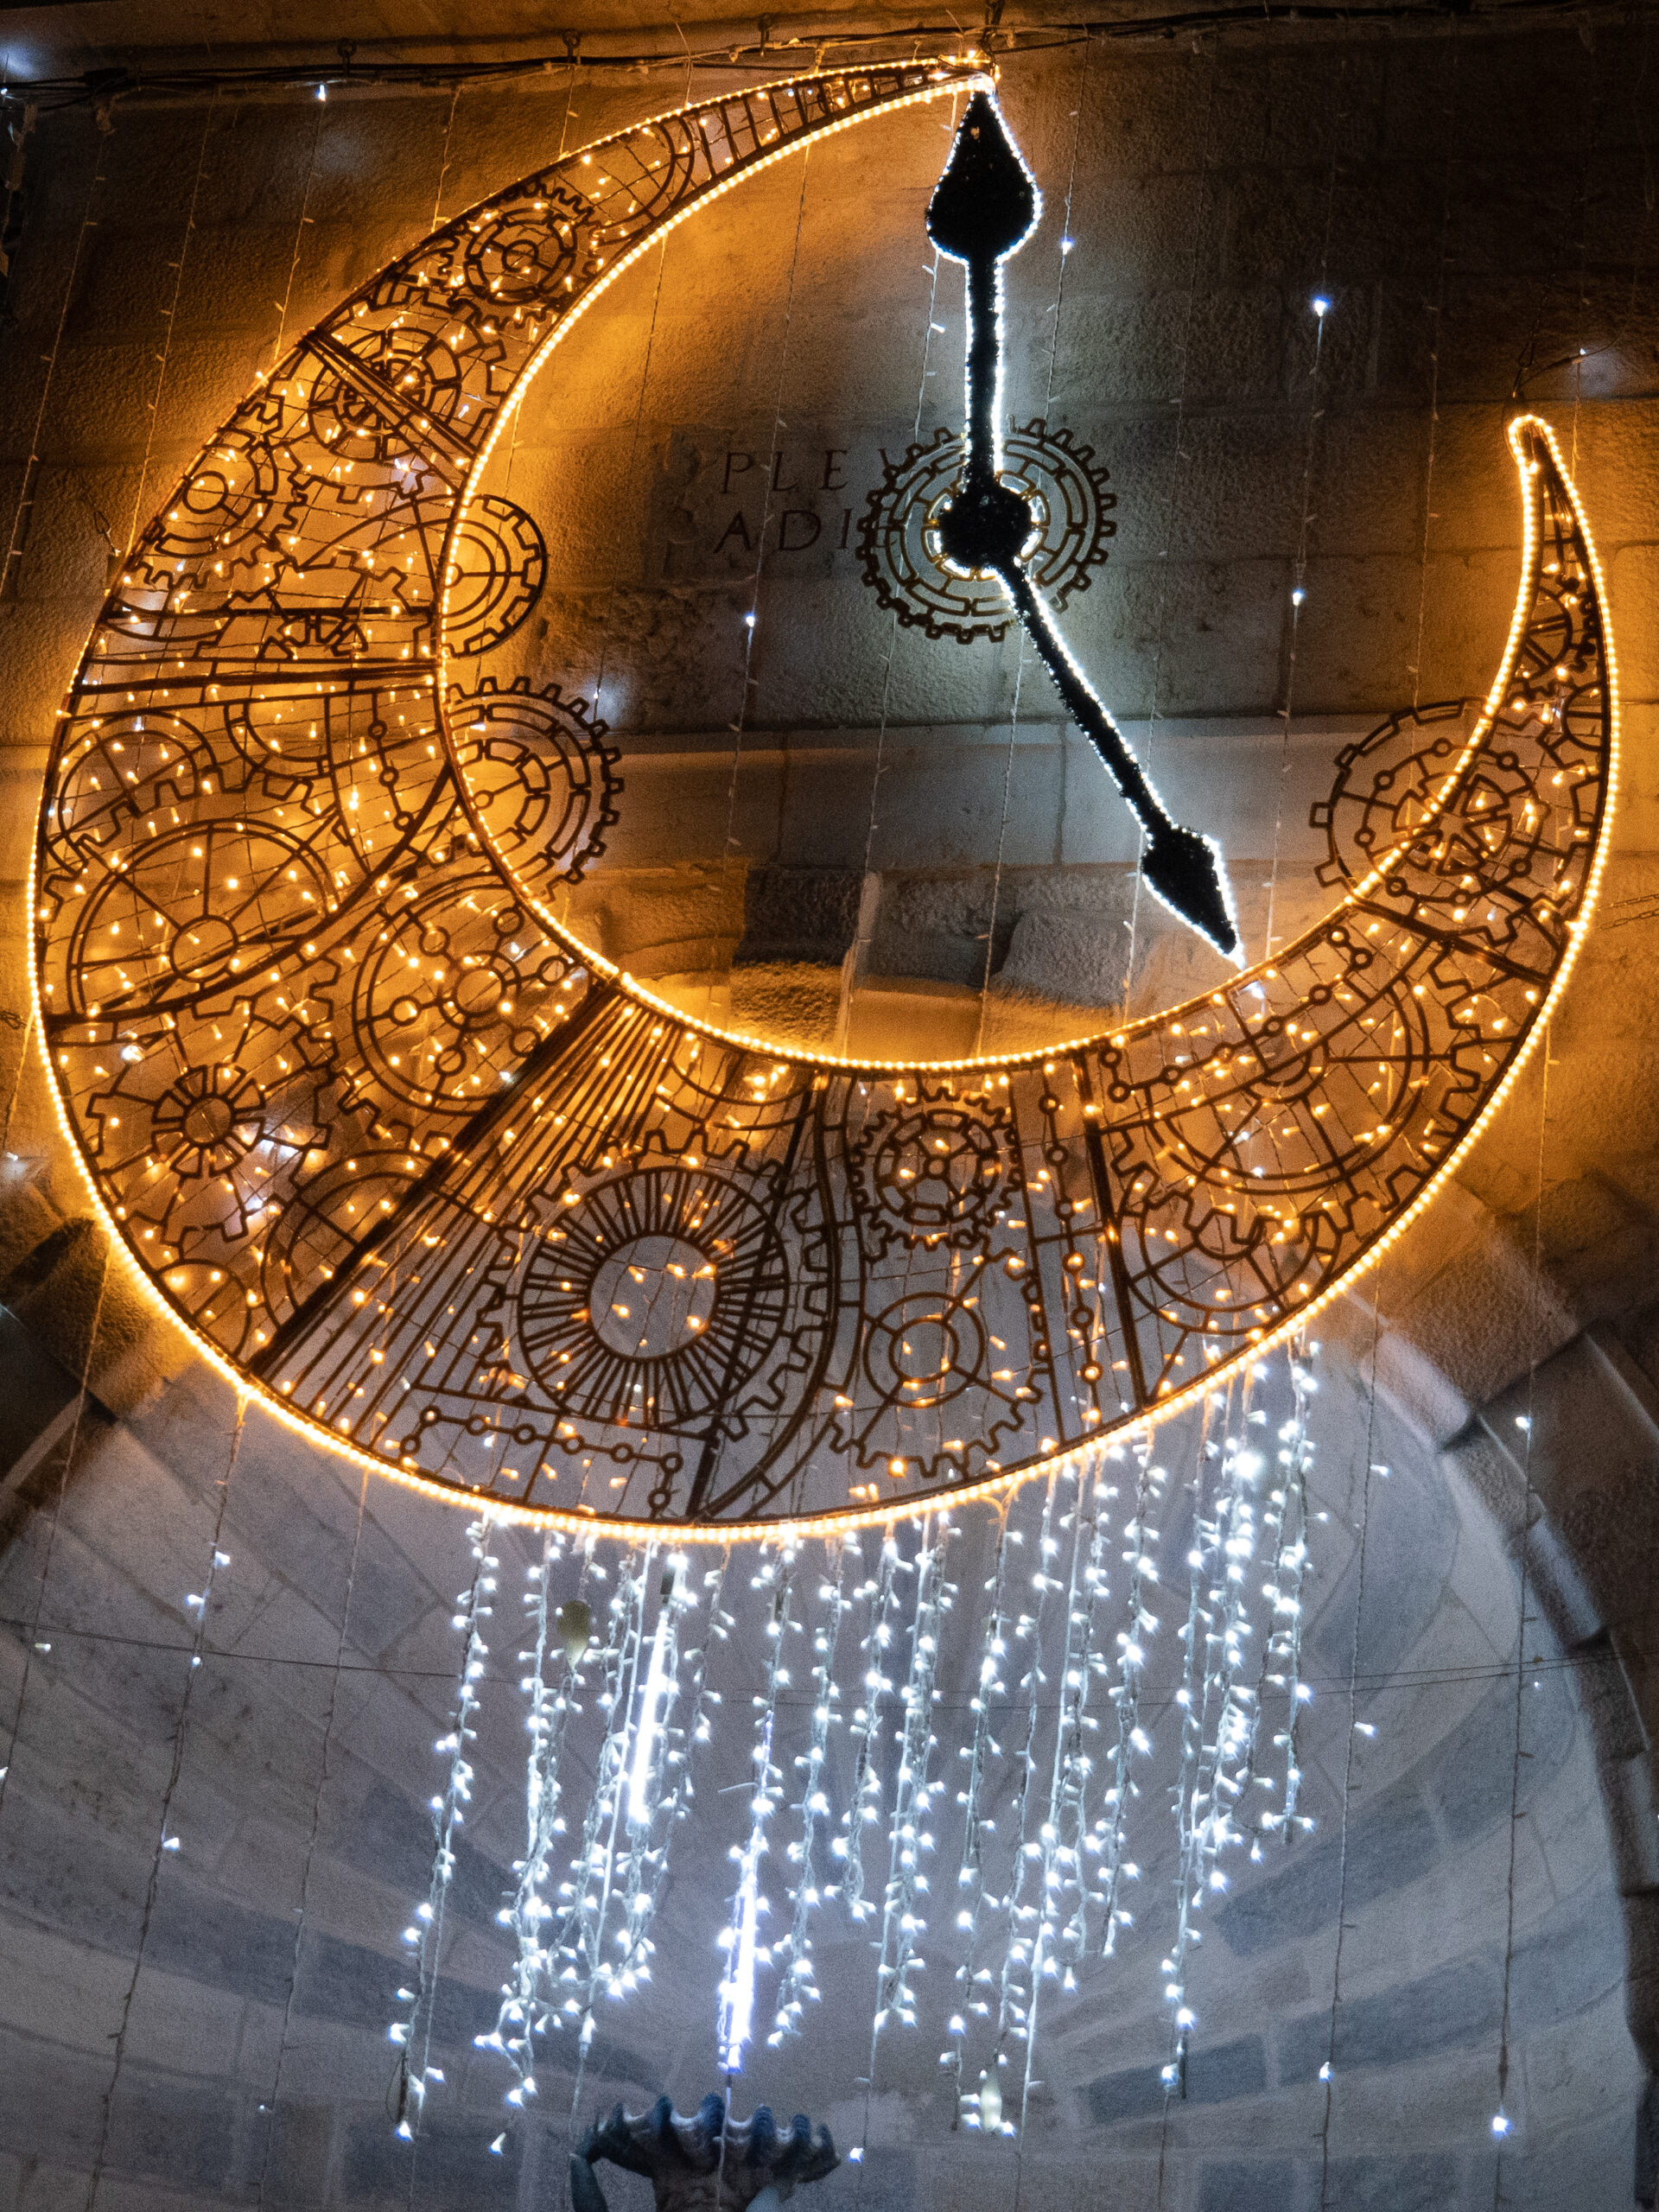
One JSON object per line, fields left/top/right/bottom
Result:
{"left": 85, "top": 1397, "right": 248, "bottom": 2212}
{"left": 841, "top": 95, "right": 961, "bottom": 1052}
{"left": 575, "top": 70, "right": 685, "bottom": 768}
{"left": 1092, "top": 1433, "right": 1165, "bottom": 1952}
{"left": 1122, "top": 38, "right": 1216, "bottom": 1005}
{"left": 125, "top": 93, "right": 216, "bottom": 553}
{"left": 393, "top": 1516, "right": 496, "bottom": 2184}
{"left": 944, "top": 1503, "right": 1014, "bottom": 2126}
{"left": 0, "top": 1244, "right": 111, "bottom": 1827}
{"left": 1262, "top": 48, "right": 1346, "bottom": 962}
{"left": 1491, "top": 1025, "right": 1554, "bottom": 2191}
{"left": 261, "top": 105, "right": 322, "bottom": 386}
{"left": 255, "top": 1465, "right": 369, "bottom": 2209}
{"left": 1155, "top": 1397, "right": 1222, "bottom": 2205}
{"left": 0, "top": 118, "right": 105, "bottom": 599}
{"left": 1407, "top": 28, "right": 1459, "bottom": 716}
{"left": 1316, "top": 1289, "right": 1384, "bottom": 2207}
{"left": 772, "top": 1533, "right": 850, "bottom": 2041}
{"left": 971, "top": 58, "right": 1086, "bottom": 1058}
{"left": 485, "top": 1529, "right": 580, "bottom": 2101}
{"left": 557, "top": 1541, "right": 652, "bottom": 2123}
{"left": 429, "top": 86, "right": 461, "bottom": 229}
{"left": 863, "top": 1517, "right": 955, "bottom": 2083}
{"left": 720, "top": 148, "right": 814, "bottom": 892}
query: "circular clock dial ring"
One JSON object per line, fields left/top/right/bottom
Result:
{"left": 32, "top": 56, "right": 1617, "bottom": 1533}
{"left": 857, "top": 418, "right": 1116, "bottom": 644}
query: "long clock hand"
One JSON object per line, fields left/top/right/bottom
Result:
{"left": 926, "top": 92, "right": 1241, "bottom": 963}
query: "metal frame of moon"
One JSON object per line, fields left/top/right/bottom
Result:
{"left": 2, "top": 12, "right": 1657, "bottom": 2212}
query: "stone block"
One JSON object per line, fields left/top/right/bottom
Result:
{"left": 1197, "top": 2159, "right": 1296, "bottom": 2212}
{"left": 1087, "top": 2034, "right": 1265, "bottom": 2125}
{"left": 727, "top": 963, "right": 842, "bottom": 1049}
{"left": 734, "top": 865, "right": 863, "bottom": 968}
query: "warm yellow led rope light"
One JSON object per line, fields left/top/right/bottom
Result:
{"left": 29, "top": 52, "right": 1617, "bottom": 1541}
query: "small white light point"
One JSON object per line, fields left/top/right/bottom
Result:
{"left": 1312, "top": 295, "right": 1330, "bottom": 317}
{"left": 1491, "top": 2112, "right": 1512, "bottom": 2138}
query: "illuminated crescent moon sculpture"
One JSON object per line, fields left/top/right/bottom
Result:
{"left": 31, "top": 63, "right": 1618, "bottom": 1535}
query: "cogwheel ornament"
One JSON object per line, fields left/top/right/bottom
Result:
{"left": 445, "top": 676, "right": 623, "bottom": 899}
{"left": 858, "top": 418, "right": 1115, "bottom": 644}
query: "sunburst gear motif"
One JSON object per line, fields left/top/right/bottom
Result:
{"left": 858, "top": 419, "right": 1115, "bottom": 642}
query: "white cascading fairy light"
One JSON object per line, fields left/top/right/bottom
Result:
{"left": 1257, "top": 1346, "right": 1319, "bottom": 1846}
{"left": 387, "top": 1355, "right": 1330, "bottom": 2149}
{"left": 601, "top": 1552, "right": 732, "bottom": 2010}
{"left": 388, "top": 1515, "right": 495, "bottom": 2139}
{"left": 1162, "top": 1368, "right": 1283, "bottom": 2087}
{"left": 555, "top": 1545, "right": 650, "bottom": 2060}
{"left": 832, "top": 1532, "right": 900, "bottom": 1922}
{"left": 717, "top": 1541, "right": 798, "bottom": 2073}
{"left": 868, "top": 1516, "right": 955, "bottom": 2041}
{"left": 480, "top": 1528, "right": 578, "bottom": 2101}
{"left": 1058, "top": 1465, "right": 1113, "bottom": 1980}
{"left": 1091, "top": 1438, "right": 1164, "bottom": 1952}
{"left": 990, "top": 1475, "right": 1061, "bottom": 2103}
{"left": 628, "top": 1557, "right": 684, "bottom": 1830}
{"left": 1012, "top": 1459, "right": 1112, "bottom": 2136}
{"left": 772, "top": 1535, "right": 849, "bottom": 2044}
{"left": 943, "top": 1510, "right": 1014, "bottom": 2126}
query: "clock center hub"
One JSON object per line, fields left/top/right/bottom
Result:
{"left": 935, "top": 479, "right": 1034, "bottom": 575}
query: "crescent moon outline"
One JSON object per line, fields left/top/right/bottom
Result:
{"left": 29, "top": 63, "right": 1618, "bottom": 1537}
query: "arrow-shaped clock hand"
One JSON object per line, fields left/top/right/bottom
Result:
{"left": 926, "top": 92, "right": 1241, "bottom": 963}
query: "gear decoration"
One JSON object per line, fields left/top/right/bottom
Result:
{"left": 847, "top": 1088, "right": 1018, "bottom": 1256}
{"left": 445, "top": 493, "right": 548, "bottom": 657}
{"left": 446, "top": 677, "right": 623, "bottom": 899}
{"left": 1310, "top": 697, "right": 1476, "bottom": 888}
{"left": 517, "top": 1162, "right": 795, "bottom": 1429}
{"left": 857, "top": 418, "right": 1114, "bottom": 643}
{"left": 29, "top": 47, "right": 1616, "bottom": 1535}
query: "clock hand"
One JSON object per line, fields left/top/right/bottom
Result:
{"left": 925, "top": 89, "right": 1038, "bottom": 571}
{"left": 995, "top": 563, "right": 1241, "bottom": 960}
{"left": 926, "top": 92, "right": 1242, "bottom": 963}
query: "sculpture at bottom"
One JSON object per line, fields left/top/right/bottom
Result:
{"left": 570, "top": 2095, "right": 839, "bottom": 2212}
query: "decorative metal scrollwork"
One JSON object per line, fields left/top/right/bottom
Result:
{"left": 858, "top": 418, "right": 1114, "bottom": 642}
{"left": 31, "top": 53, "right": 1616, "bottom": 1535}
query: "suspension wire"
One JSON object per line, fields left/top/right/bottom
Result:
{"left": 254, "top": 1465, "right": 370, "bottom": 2209}
{"left": 85, "top": 1396, "right": 249, "bottom": 2212}
{"left": 1, "top": 115, "right": 107, "bottom": 600}
{"left": 0, "top": 1243, "right": 111, "bottom": 1828}
{"left": 1314, "top": 1288, "right": 1382, "bottom": 2206}
{"left": 840, "top": 91, "right": 963, "bottom": 1052}
{"left": 1491, "top": 1027, "right": 1553, "bottom": 2194}
{"left": 125, "top": 91, "right": 217, "bottom": 553}
{"left": 1262, "top": 44, "right": 1346, "bottom": 963}
{"left": 971, "top": 47, "right": 1089, "bottom": 1055}
{"left": 262, "top": 103, "right": 322, "bottom": 385}
{"left": 1408, "top": 28, "right": 1459, "bottom": 715}
{"left": 9, "top": 6, "right": 1641, "bottom": 116}
{"left": 430, "top": 84, "right": 461, "bottom": 229}
{"left": 1493, "top": 47, "right": 1597, "bottom": 2191}
{"left": 719, "top": 146, "right": 815, "bottom": 894}
{"left": 1122, "top": 34, "right": 1217, "bottom": 1009}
